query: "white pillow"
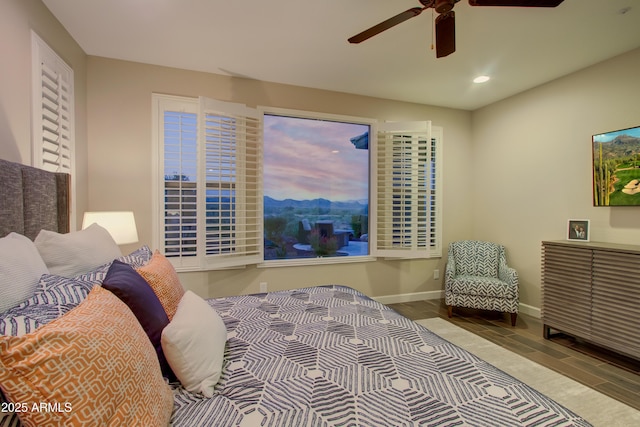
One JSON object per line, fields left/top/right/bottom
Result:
{"left": 34, "top": 224, "right": 122, "bottom": 278}
{"left": 161, "top": 291, "right": 227, "bottom": 397}
{"left": 0, "top": 233, "right": 49, "bottom": 312}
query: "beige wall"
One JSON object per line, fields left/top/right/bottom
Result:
{"left": 86, "top": 57, "right": 474, "bottom": 299}
{"left": 8, "top": 1, "right": 640, "bottom": 312}
{"left": 471, "top": 47, "right": 640, "bottom": 311}
{"left": 0, "top": 0, "right": 88, "bottom": 221}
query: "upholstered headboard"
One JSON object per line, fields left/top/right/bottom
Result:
{"left": 0, "top": 158, "right": 70, "bottom": 240}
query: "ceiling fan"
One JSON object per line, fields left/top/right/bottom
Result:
{"left": 348, "top": 0, "right": 565, "bottom": 58}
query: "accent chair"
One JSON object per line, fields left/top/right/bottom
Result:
{"left": 445, "top": 240, "right": 519, "bottom": 326}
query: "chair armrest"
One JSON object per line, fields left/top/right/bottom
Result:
{"left": 498, "top": 265, "right": 518, "bottom": 287}
{"left": 445, "top": 259, "right": 456, "bottom": 282}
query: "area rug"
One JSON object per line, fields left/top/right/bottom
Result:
{"left": 416, "top": 318, "right": 640, "bottom": 427}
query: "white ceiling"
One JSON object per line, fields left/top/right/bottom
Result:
{"left": 42, "top": 0, "right": 640, "bottom": 111}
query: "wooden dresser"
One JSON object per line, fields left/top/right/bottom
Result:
{"left": 541, "top": 240, "right": 640, "bottom": 360}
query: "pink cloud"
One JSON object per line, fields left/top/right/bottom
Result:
{"left": 264, "top": 115, "right": 369, "bottom": 201}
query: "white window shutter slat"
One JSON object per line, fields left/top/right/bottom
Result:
{"left": 155, "top": 94, "right": 441, "bottom": 270}
{"left": 199, "top": 97, "right": 263, "bottom": 269}
{"left": 162, "top": 106, "right": 200, "bottom": 269}
{"left": 373, "top": 121, "right": 441, "bottom": 259}
{"left": 31, "top": 31, "right": 76, "bottom": 230}
{"left": 31, "top": 32, "right": 74, "bottom": 175}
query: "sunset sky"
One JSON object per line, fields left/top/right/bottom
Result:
{"left": 263, "top": 114, "right": 369, "bottom": 202}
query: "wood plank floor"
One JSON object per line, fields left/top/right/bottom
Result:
{"left": 387, "top": 299, "right": 640, "bottom": 412}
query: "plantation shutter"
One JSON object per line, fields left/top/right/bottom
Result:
{"left": 31, "top": 32, "right": 74, "bottom": 174}
{"left": 373, "top": 121, "right": 441, "bottom": 258}
{"left": 161, "top": 101, "right": 200, "bottom": 269}
{"left": 199, "top": 97, "right": 263, "bottom": 268}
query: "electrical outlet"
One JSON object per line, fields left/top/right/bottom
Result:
{"left": 433, "top": 269, "right": 440, "bottom": 280}
{"left": 260, "top": 282, "right": 268, "bottom": 293}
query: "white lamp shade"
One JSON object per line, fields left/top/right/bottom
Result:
{"left": 82, "top": 211, "right": 139, "bottom": 245}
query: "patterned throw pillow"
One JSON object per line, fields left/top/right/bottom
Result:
{"left": 103, "top": 260, "right": 175, "bottom": 381}
{"left": 137, "top": 251, "right": 185, "bottom": 320}
{"left": 35, "top": 274, "right": 95, "bottom": 305}
{"left": 0, "top": 275, "right": 93, "bottom": 336}
{"left": 74, "top": 245, "right": 153, "bottom": 284}
{"left": 0, "top": 286, "right": 174, "bottom": 426}
{"left": 0, "top": 303, "right": 75, "bottom": 336}
{"left": 0, "top": 246, "right": 155, "bottom": 337}
{"left": 119, "top": 245, "right": 153, "bottom": 269}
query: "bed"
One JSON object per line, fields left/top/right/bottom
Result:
{"left": 0, "top": 158, "right": 591, "bottom": 426}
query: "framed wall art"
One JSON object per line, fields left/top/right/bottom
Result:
{"left": 593, "top": 124, "right": 640, "bottom": 206}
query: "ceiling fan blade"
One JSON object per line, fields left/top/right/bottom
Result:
{"left": 469, "top": 0, "right": 563, "bottom": 6}
{"left": 435, "top": 11, "right": 455, "bottom": 58}
{"left": 348, "top": 7, "right": 426, "bottom": 44}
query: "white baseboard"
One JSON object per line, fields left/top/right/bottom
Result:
{"left": 373, "top": 290, "right": 444, "bottom": 305}
{"left": 374, "top": 291, "right": 542, "bottom": 320}
{"left": 518, "top": 303, "right": 541, "bottom": 319}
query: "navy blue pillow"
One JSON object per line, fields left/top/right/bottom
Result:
{"left": 103, "top": 260, "right": 176, "bottom": 381}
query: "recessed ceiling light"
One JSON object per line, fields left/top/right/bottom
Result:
{"left": 473, "top": 75, "right": 490, "bottom": 84}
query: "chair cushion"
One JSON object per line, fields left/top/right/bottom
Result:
{"left": 452, "top": 241, "right": 500, "bottom": 277}
{"left": 448, "top": 275, "right": 517, "bottom": 299}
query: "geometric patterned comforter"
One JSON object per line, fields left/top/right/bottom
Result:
{"left": 170, "top": 285, "right": 591, "bottom": 427}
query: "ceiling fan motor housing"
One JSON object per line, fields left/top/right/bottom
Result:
{"left": 434, "top": 0, "right": 459, "bottom": 14}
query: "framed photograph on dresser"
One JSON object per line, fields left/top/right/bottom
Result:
{"left": 567, "top": 219, "right": 590, "bottom": 242}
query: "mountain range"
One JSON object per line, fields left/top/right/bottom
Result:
{"left": 264, "top": 196, "right": 367, "bottom": 211}
{"left": 598, "top": 134, "right": 640, "bottom": 159}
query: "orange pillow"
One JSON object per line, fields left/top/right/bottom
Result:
{"left": 0, "top": 286, "right": 174, "bottom": 427}
{"left": 136, "top": 250, "right": 185, "bottom": 320}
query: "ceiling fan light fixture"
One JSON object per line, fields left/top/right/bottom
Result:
{"left": 435, "top": 0, "right": 457, "bottom": 14}
{"left": 473, "top": 75, "right": 491, "bottom": 83}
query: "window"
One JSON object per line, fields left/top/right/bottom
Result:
{"left": 153, "top": 95, "right": 262, "bottom": 270}
{"left": 375, "top": 122, "right": 442, "bottom": 258}
{"left": 31, "top": 31, "right": 75, "bottom": 228}
{"left": 31, "top": 32, "right": 74, "bottom": 174}
{"left": 161, "top": 103, "right": 198, "bottom": 263}
{"left": 153, "top": 95, "right": 442, "bottom": 271}
{"left": 263, "top": 112, "right": 371, "bottom": 261}
{"left": 199, "top": 97, "right": 262, "bottom": 268}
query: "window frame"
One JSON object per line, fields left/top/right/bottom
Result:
{"left": 259, "top": 106, "right": 377, "bottom": 267}
{"left": 152, "top": 94, "right": 442, "bottom": 272}
{"left": 152, "top": 94, "right": 199, "bottom": 270}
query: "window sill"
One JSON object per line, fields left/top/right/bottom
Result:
{"left": 172, "top": 255, "right": 378, "bottom": 273}
{"left": 258, "top": 255, "right": 377, "bottom": 268}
